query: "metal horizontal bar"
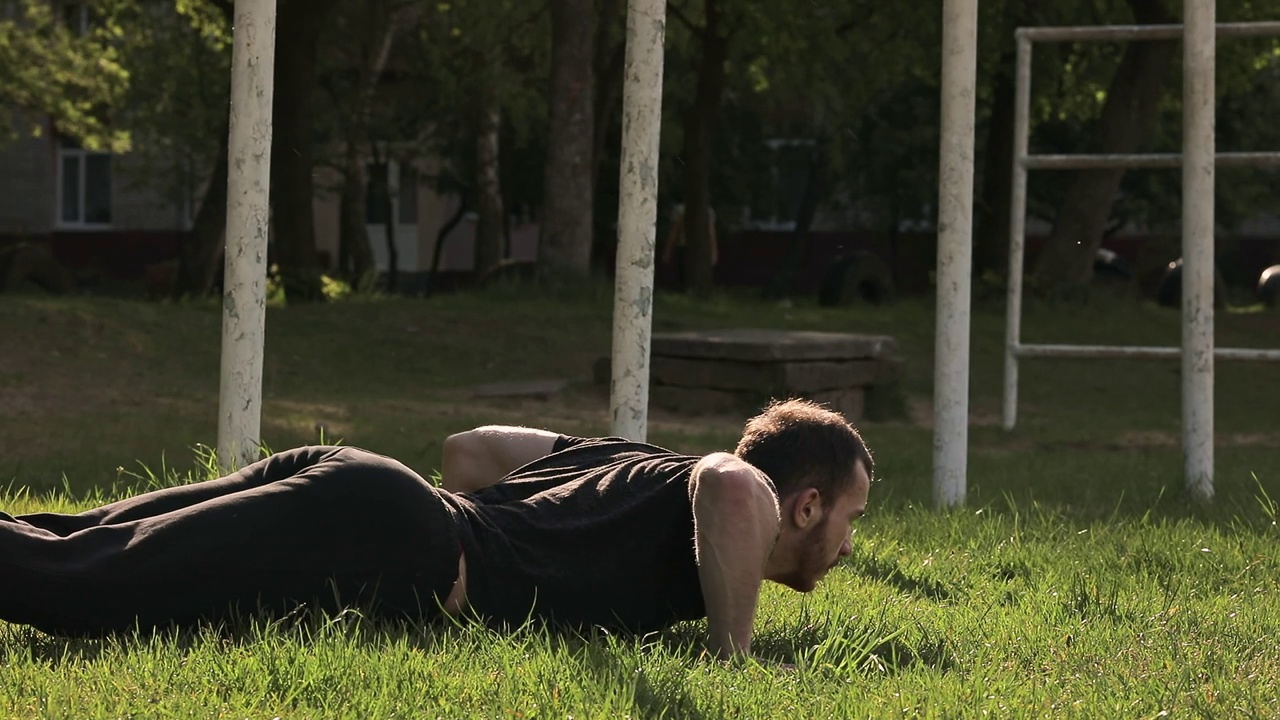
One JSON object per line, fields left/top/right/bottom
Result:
{"left": 1015, "top": 343, "right": 1280, "bottom": 362}
{"left": 1017, "top": 22, "right": 1280, "bottom": 43}
{"left": 1023, "top": 152, "right": 1280, "bottom": 170}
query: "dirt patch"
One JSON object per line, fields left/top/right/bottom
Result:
{"left": 904, "top": 397, "right": 1003, "bottom": 429}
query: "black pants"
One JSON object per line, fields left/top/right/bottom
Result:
{"left": 1, "top": 446, "right": 462, "bottom": 636}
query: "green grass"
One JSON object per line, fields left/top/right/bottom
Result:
{"left": 2, "top": 282, "right": 1280, "bottom": 717}
{"left": 3, "top": 488, "right": 1277, "bottom": 717}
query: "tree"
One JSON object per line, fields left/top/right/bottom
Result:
{"left": 320, "top": 0, "right": 418, "bottom": 290}
{"left": 537, "top": 0, "right": 595, "bottom": 278}
{"left": 1030, "top": 0, "right": 1177, "bottom": 297}
{"left": 121, "top": 0, "right": 236, "bottom": 299}
{"left": 473, "top": 56, "right": 506, "bottom": 277}
{"left": 408, "top": 0, "right": 549, "bottom": 279}
{"left": 669, "top": 0, "right": 732, "bottom": 297}
{"left": 0, "top": 0, "right": 131, "bottom": 152}
{"left": 270, "top": 0, "right": 345, "bottom": 302}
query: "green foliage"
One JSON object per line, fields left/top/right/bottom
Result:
{"left": 314, "top": 0, "right": 552, "bottom": 202}
{"left": 109, "top": 0, "right": 232, "bottom": 211}
{"left": 320, "top": 273, "right": 354, "bottom": 301}
{"left": 0, "top": 0, "right": 132, "bottom": 151}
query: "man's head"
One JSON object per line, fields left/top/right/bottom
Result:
{"left": 734, "top": 398, "right": 873, "bottom": 501}
{"left": 735, "top": 398, "right": 873, "bottom": 591}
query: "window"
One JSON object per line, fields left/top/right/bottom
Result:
{"left": 61, "top": 1, "right": 90, "bottom": 34}
{"left": 57, "top": 136, "right": 112, "bottom": 227}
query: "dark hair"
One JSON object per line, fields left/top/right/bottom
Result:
{"left": 734, "top": 398, "right": 873, "bottom": 501}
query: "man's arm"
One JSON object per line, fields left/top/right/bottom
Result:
{"left": 440, "top": 426, "right": 562, "bottom": 494}
{"left": 689, "top": 452, "right": 780, "bottom": 660}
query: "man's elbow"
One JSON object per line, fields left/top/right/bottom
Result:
{"left": 441, "top": 430, "right": 482, "bottom": 493}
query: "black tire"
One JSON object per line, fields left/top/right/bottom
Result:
{"left": 1093, "top": 248, "right": 1132, "bottom": 281}
{"left": 1258, "top": 264, "right": 1280, "bottom": 308}
{"left": 0, "top": 243, "right": 77, "bottom": 295}
{"left": 817, "top": 251, "right": 895, "bottom": 307}
{"left": 1156, "top": 258, "right": 1228, "bottom": 309}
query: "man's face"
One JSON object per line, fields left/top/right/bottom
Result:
{"left": 786, "top": 461, "right": 870, "bottom": 592}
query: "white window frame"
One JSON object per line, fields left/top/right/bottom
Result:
{"left": 742, "top": 137, "right": 817, "bottom": 232}
{"left": 56, "top": 139, "right": 113, "bottom": 229}
{"left": 62, "top": 1, "right": 90, "bottom": 34}
{"left": 54, "top": 2, "right": 112, "bottom": 229}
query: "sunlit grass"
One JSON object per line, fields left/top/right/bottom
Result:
{"left": 4, "top": 473, "right": 1278, "bottom": 718}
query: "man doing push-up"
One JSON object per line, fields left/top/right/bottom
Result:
{"left": 0, "top": 398, "right": 872, "bottom": 660}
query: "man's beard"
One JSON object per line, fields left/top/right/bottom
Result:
{"left": 775, "top": 514, "right": 836, "bottom": 593}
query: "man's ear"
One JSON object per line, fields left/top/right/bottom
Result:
{"left": 789, "top": 488, "right": 823, "bottom": 529}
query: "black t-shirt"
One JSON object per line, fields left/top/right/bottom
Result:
{"left": 443, "top": 435, "right": 706, "bottom": 634}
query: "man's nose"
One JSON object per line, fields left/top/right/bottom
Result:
{"left": 839, "top": 537, "right": 852, "bottom": 557}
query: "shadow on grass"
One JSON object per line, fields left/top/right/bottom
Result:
{"left": 0, "top": 605, "right": 452, "bottom": 667}
{"left": 747, "top": 622, "right": 957, "bottom": 677}
{"left": 843, "top": 552, "right": 956, "bottom": 602}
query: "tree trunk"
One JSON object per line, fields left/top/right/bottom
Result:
{"left": 270, "top": 0, "right": 340, "bottom": 302}
{"left": 474, "top": 74, "right": 505, "bottom": 277}
{"left": 973, "top": 46, "right": 1018, "bottom": 281}
{"left": 336, "top": 1, "right": 402, "bottom": 291}
{"left": 591, "top": 0, "right": 625, "bottom": 195}
{"left": 170, "top": 0, "right": 234, "bottom": 299}
{"left": 973, "top": 2, "right": 1035, "bottom": 282}
{"left": 426, "top": 188, "right": 469, "bottom": 297}
{"left": 538, "top": 0, "right": 596, "bottom": 278}
{"left": 374, "top": 149, "right": 400, "bottom": 292}
{"left": 680, "top": 0, "right": 729, "bottom": 297}
{"left": 338, "top": 143, "right": 376, "bottom": 287}
{"left": 172, "top": 123, "right": 229, "bottom": 298}
{"left": 1030, "top": 0, "right": 1176, "bottom": 297}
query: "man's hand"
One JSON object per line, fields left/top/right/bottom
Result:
{"left": 689, "top": 454, "right": 780, "bottom": 660}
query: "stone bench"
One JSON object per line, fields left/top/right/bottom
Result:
{"left": 599, "top": 328, "right": 903, "bottom": 422}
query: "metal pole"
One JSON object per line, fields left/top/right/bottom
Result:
{"left": 1024, "top": 151, "right": 1280, "bottom": 170}
{"left": 1183, "top": 0, "right": 1215, "bottom": 503}
{"left": 609, "top": 0, "right": 666, "bottom": 441}
{"left": 1003, "top": 34, "right": 1032, "bottom": 432}
{"left": 216, "top": 0, "right": 277, "bottom": 471}
{"left": 1019, "top": 21, "right": 1280, "bottom": 42}
{"left": 1015, "top": 343, "right": 1280, "bottom": 362}
{"left": 933, "top": 0, "right": 978, "bottom": 508}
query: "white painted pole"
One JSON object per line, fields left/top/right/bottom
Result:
{"left": 1002, "top": 34, "right": 1032, "bottom": 431}
{"left": 1182, "top": 0, "right": 1215, "bottom": 503}
{"left": 217, "top": 0, "right": 277, "bottom": 471}
{"left": 932, "top": 0, "right": 978, "bottom": 509}
{"left": 609, "top": 0, "right": 666, "bottom": 441}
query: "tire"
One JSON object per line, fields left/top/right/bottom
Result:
{"left": 1093, "top": 248, "right": 1132, "bottom": 281}
{"left": 1156, "top": 258, "right": 1228, "bottom": 309}
{"left": 0, "top": 243, "right": 77, "bottom": 295}
{"left": 1258, "top": 264, "right": 1280, "bottom": 309}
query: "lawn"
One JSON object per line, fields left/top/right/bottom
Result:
{"left": 2, "top": 282, "right": 1278, "bottom": 717}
